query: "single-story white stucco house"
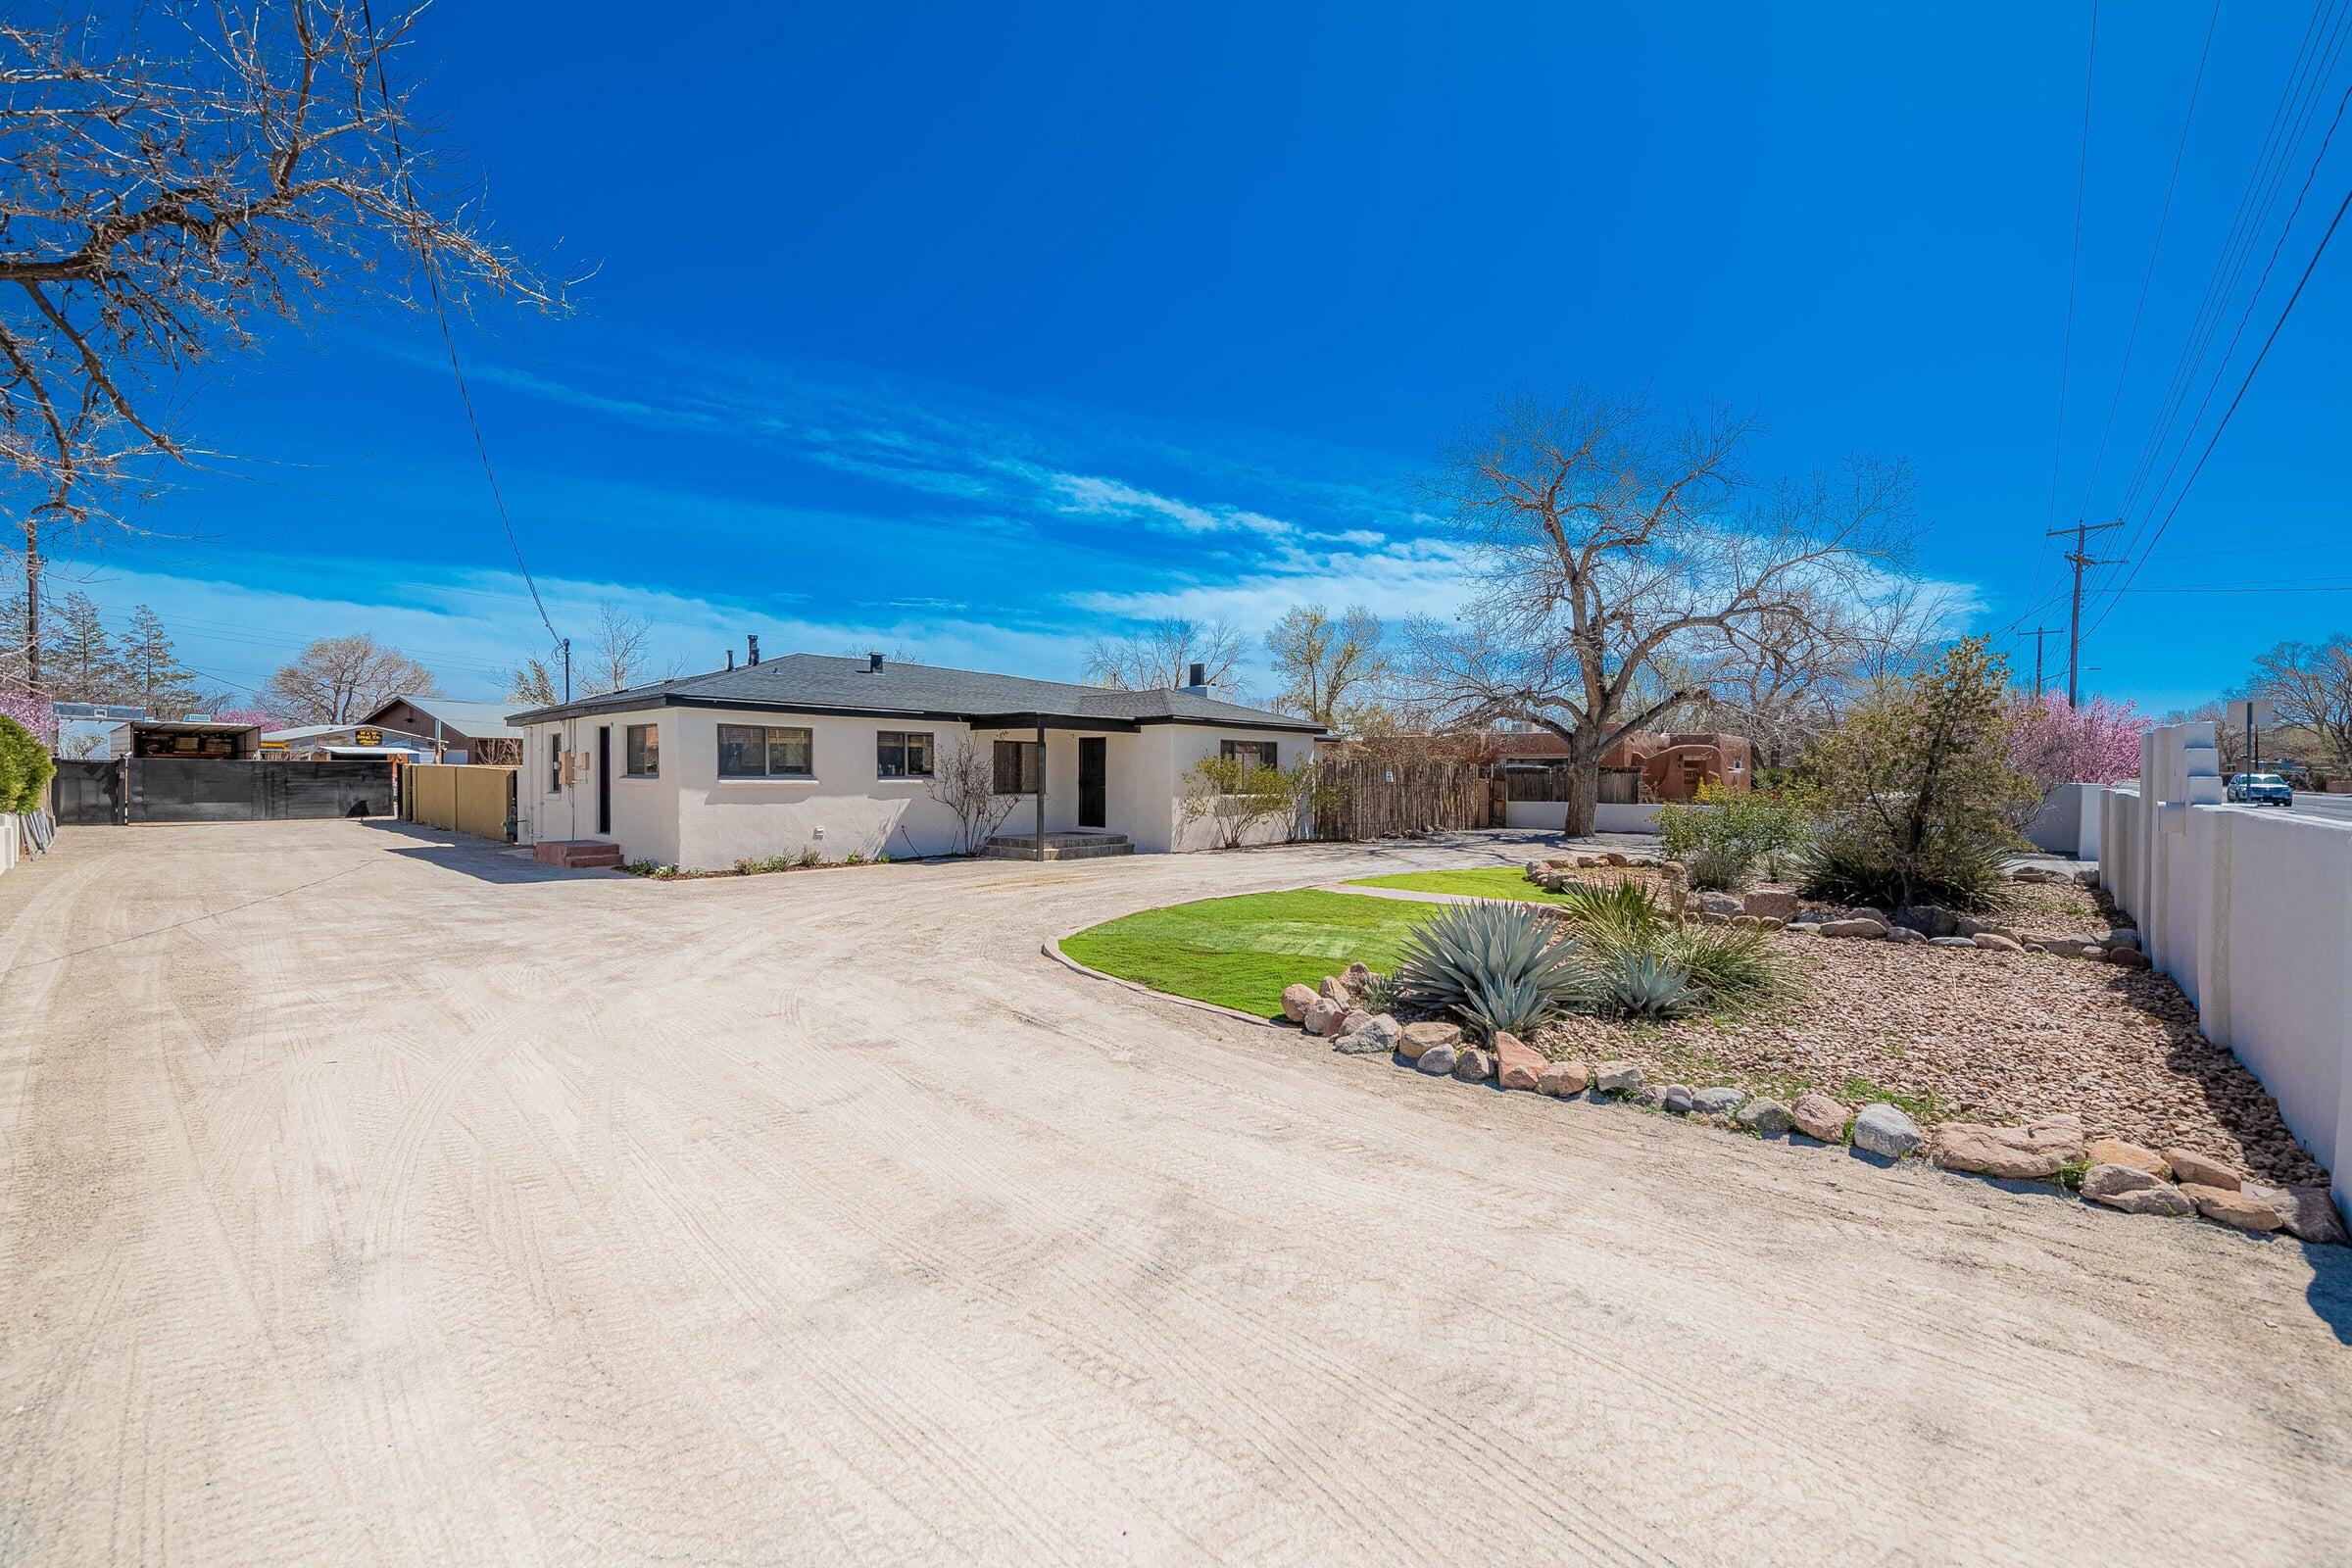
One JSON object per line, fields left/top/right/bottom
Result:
{"left": 507, "top": 648, "right": 1330, "bottom": 868}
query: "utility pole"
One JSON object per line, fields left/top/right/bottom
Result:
{"left": 2025, "top": 627, "right": 2061, "bottom": 698}
{"left": 2045, "top": 519, "right": 2123, "bottom": 705}
{"left": 561, "top": 637, "right": 571, "bottom": 704}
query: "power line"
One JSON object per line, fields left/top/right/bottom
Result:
{"left": 2042, "top": 0, "right": 2104, "bottom": 540}
{"left": 358, "top": 0, "right": 563, "bottom": 654}
{"left": 2077, "top": 0, "right": 2222, "bottom": 519}
{"left": 2088, "top": 122, "right": 2352, "bottom": 629}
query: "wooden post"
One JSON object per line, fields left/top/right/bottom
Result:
{"left": 1034, "top": 717, "right": 1046, "bottom": 861}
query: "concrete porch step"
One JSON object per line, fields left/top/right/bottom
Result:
{"left": 535, "top": 838, "right": 625, "bottom": 869}
{"left": 983, "top": 831, "right": 1135, "bottom": 860}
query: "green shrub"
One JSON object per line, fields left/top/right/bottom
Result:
{"left": 1395, "top": 901, "right": 1592, "bottom": 1040}
{"left": 1356, "top": 969, "right": 1402, "bottom": 1014}
{"left": 1656, "top": 923, "right": 1788, "bottom": 1010}
{"left": 1797, "top": 817, "right": 2006, "bottom": 912}
{"left": 1683, "top": 844, "right": 1754, "bottom": 892}
{"left": 1656, "top": 782, "right": 1816, "bottom": 882}
{"left": 797, "top": 846, "right": 822, "bottom": 867}
{"left": 0, "top": 715, "right": 53, "bottom": 815}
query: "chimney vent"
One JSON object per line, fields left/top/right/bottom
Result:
{"left": 747, "top": 634, "right": 761, "bottom": 666}
{"left": 1186, "top": 662, "right": 1207, "bottom": 689}
{"left": 867, "top": 651, "right": 885, "bottom": 673}
{"left": 725, "top": 649, "right": 735, "bottom": 671}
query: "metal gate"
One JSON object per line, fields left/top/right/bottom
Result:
{"left": 51, "top": 759, "right": 394, "bottom": 825}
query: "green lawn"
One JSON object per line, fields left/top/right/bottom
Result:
{"left": 1343, "top": 866, "right": 1580, "bottom": 904}
{"left": 1058, "top": 889, "right": 1442, "bottom": 1018}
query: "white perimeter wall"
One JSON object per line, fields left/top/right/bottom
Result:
{"left": 1503, "top": 801, "right": 1661, "bottom": 834}
{"left": 2024, "top": 782, "right": 2104, "bottom": 859}
{"left": 2102, "top": 724, "right": 2352, "bottom": 1217}
{"left": 0, "top": 813, "right": 20, "bottom": 877}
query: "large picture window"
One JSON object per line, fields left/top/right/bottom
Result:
{"left": 718, "top": 722, "right": 813, "bottom": 778}
{"left": 877, "top": 730, "right": 935, "bottom": 779}
{"left": 992, "top": 739, "right": 1042, "bottom": 794}
{"left": 1220, "top": 738, "right": 1279, "bottom": 770}
{"left": 624, "top": 723, "right": 659, "bottom": 778}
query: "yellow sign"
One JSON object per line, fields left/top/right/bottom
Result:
{"left": 355, "top": 728, "right": 382, "bottom": 747}
{"left": 260, "top": 740, "right": 287, "bottom": 756}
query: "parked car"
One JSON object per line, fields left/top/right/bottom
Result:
{"left": 2227, "top": 772, "right": 2294, "bottom": 806}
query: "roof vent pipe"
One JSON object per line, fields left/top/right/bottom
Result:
{"left": 1186, "top": 662, "right": 1206, "bottom": 689}
{"left": 725, "top": 649, "right": 735, "bottom": 670}
{"left": 867, "top": 651, "right": 885, "bottom": 673}
{"left": 747, "top": 634, "right": 760, "bottom": 666}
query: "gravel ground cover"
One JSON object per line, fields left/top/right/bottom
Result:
{"left": 1535, "top": 932, "right": 2324, "bottom": 1187}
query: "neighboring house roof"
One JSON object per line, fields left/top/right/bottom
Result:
{"left": 364, "top": 695, "right": 524, "bottom": 740}
{"left": 263, "top": 724, "right": 430, "bottom": 744}
{"left": 506, "top": 653, "right": 1325, "bottom": 734}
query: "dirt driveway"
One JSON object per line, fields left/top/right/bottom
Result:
{"left": 2, "top": 821, "right": 2347, "bottom": 1565}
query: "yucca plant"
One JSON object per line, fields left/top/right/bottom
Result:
{"left": 1356, "top": 969, "right": 1402, "bottom": 1014}
{"left": 1552, "top": 879, "right": 1666, "bottom": 937}
{"left": 1395, "top": 901, "right": 1592, "bottom": 1039}
{"left": 1657, "top": 923, "right": 1788, "bottom": 1010}
{"left": 1593, "top": 953, "right": 1697, "bottom": 1018}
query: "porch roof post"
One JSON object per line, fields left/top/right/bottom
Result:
{"left": 1034, "top": 717, "right": 1046, "bottom": 860}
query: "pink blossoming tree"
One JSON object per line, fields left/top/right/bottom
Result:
{"left": 2009, "top": 694, "right": 2148, "bottom": 802}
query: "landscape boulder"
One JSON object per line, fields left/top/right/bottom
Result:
{"left": 1280, "top": 983, "right": 1318, "bottom": 1023}
{"left": 2162, "top": 1148, "right": 2239, "bottom": 1190}
{"left": 1928, "top": 936, "right": 1977, "bottom": 949}
{"left": 1736, "top": 1098, "right": 1793, "bottom": 1135}
{"left": 1397, "top": 1021, "right": 1463, "bottom": 1061}
{"left": 1741, "top": 890, "right": 1800, "bottom": 922}
{"left": 2263, "top": 1185, "right": 2350, "bottom": 1245}
{"left": 1318, "top": 975, "right": 1353, "bottom": 1007}
{"left": 1334, "top": 1013, "right": 1403, "bottom": 1055}
{"left": 2180, "top": 1183, "right": 2282, "bottom": 1233}
{"left": 1337, "top": 1008, "right": 1373, "bottom": 1040}
{"left": 1790, "top": 1093, "right": 1851, "bottom": 1143}
{"left": 1930, "top": 1113, "right": 2085, "bottom": 1180}
{"left": 1537, "top": 1059, "right": 1590, "bottom": 1097}
{"left": 2108, "top": 946, "right": 2151, "bottom": 970}
{"left": 1690, "top": 1087, "right": 1747, "bottom": 1118}
{"left": 1850, "top": 1102, "right": 1925, "bottom": 1159}
{"left": 1494, "top": 1031, "right": 1546, "bottom": 1092}
{"left": 2106, "top": 928, "right": 2140, "bottom": 950}
{"left": 2080, "top": 1162, "right": 2168, "bottom": 1203}
{"left": 1453, "top": 1047, "right": 1494, "bottom": 1082}
{"left": 1302, "top": 999, "right": 1347, "bottom": 1037}
{"left": 1818, "top": 917, "right": 1887, "bottom": 940}
{"left": 1414, "top": 1044, "right": 1458, "bottom": 1076}
{"left": 1662, "top": 1084, "right": 1694, "bottom": 1114}
{"left": 1891, "top": 904, "right": 1960, "bottom": 939}
{"left": 1884, "top": 925, "right": 1926, "bottom": 945}
{"left": 2086, "top": 1138, "right": 2170, "bottom": 1179}
{"left": 1342, "top": 961, "right": 1377, "bottom": 995}
{"left": 1593, "top": 1060, "right": 1643, "bottom": 1094}
{"left": 1972, "top": 933, "right": 2026, "bottom": 954}
{"left": 1694, "top": 892, "right": 1745, "bottom": 920}
{"left": 2095, "top": 1184, "right": 2196, "bottom": 1218}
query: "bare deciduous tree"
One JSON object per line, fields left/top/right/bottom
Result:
{"left": 2247, "top": 635, "right": 2352, "bottom": 773}
{"left": 0, "top": 4, "right": 561, "bottom": 687}
{"left": 584, "top": 602, "right": 655, "bottom": 696}
{"left": 263, "top": 633, "right": 434, "bottom": 723}
{"left": 1265, "top": 603, "right": 1389, "bottom": 731}
{"left": 1402, "top": 389, "right": 1906, "bottom": 833}
{"left": 1083, "top": 616, "right": 1247, "bottom": 694}
{"left": 508, "top": 655, "right": 559, "bottom": 708}
{"left": 925, "top": 737, "right": 1021, "bottom": 855}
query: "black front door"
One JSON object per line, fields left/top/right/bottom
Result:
{"left": 597, "top": 725, "right": 612, "bottom": 835}
{"left": 1078, "top": 736, "right": 1106, "bottom": 827}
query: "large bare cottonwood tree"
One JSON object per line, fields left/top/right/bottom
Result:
{"left": 1403, "top": 389, "right": 1909, "bottom": 833}
{"left": 0, "top": 3, "right": 558, "bottom": 690}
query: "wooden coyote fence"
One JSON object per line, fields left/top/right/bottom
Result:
{"left": 1309, "top": 758, "right": 1491, "bottom": 841}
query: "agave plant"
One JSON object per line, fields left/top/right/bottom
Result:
{"left": 1394, "top": 901, "right": 1592, "bottom": 1039}
{"left": 1593, "top": 952, "right": 1697, "bottom": 1018}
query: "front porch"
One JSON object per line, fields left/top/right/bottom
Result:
{"left": 980, "top": 830, "right": 1136, "bottom": 861}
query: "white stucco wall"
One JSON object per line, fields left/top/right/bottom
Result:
{"left": 1162, "top": 724, "right": 1315, "bottom": 853}
{"left": 517, "top": 709, "right": 1320, "bottom": 867}
{"left": 2024, "top": 782, "right": 2105, "bottom": 859}
{"left": 2101, "top": 724, "right": 2352, "bottom": 1219}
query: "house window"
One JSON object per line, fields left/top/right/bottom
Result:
{"left": 718, "top": 723, "right": 814, "bottom": 778}
{"left": 993, "top": 739, "right": 1042, "bottom": 794}
{"left": 877, "top": 730, "right": 935, "bottom": 778}
{"left": 1220, "top": 738, "right": 1279, "bottom": 772}
{"left": 549, "top": 734, "right": 564, "bottom": 794}
{"left": 625, "top": 723, "right": 659, "bottom": 778}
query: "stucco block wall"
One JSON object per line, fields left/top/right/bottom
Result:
{"left": 2101, "top": 724, "right": 2352, "bottom": 1218}
{"left": 520, "top": 706, "right": 681, "bottom": 866}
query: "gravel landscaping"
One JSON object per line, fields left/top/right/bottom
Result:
{"left": 1533, "top": 927, "right": 2327, "bottom": 1188}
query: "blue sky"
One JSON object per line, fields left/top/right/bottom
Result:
{"left": 40, "top": 1, "right": 2352, "bottom": 714}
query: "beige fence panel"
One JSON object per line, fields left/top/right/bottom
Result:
{"left": 405, "top": 763, "right": 516, "bottom": 842}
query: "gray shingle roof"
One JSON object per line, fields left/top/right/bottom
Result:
{"left": 505, "top": 653, "right": 1323, "bottom": 733}
{"left": 368, "top": 696, "right": 525, "bottom": 740}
